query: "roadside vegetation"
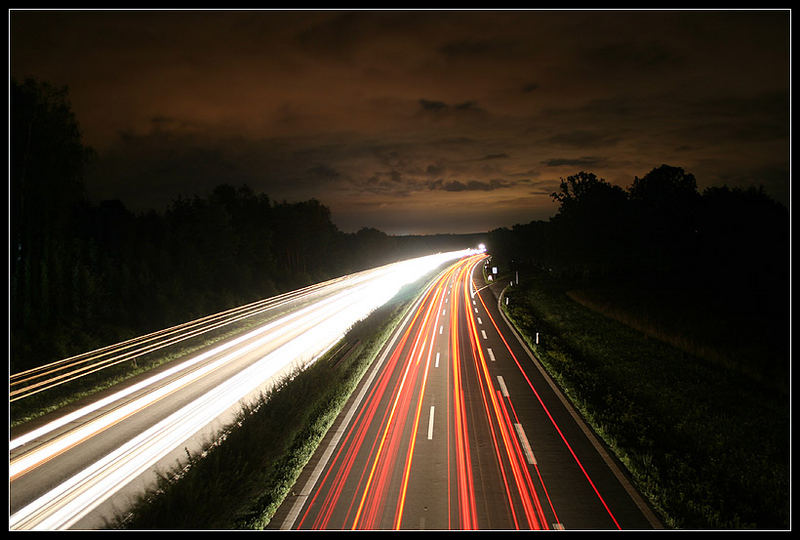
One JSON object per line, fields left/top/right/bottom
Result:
{"left": 500, "top": 269, "right": 788, "bottom": 529}
{"left": 488, "top": 164, "right": 788, "bottom": 530}
{"left": 109, "top": 270, "right": 437, "bottom": 529}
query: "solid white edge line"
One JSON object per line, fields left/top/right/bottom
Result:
{"left": 495, "top": 283, "right": 664, "bottom": 529}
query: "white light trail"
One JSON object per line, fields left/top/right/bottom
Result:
{"left": 10, "top": 248, "right": 479, "bottom": 530}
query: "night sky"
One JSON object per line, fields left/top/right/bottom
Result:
{"left": 10, "top": 9, "right": 789, "bottom": 235}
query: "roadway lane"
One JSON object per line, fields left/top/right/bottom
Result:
{"left": 10, "top": 250, "right": 476, "bottom": 530}
{"left": 273, "top": 254, "right": 661, "bottom": 530}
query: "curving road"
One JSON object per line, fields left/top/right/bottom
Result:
{"left": 272, "top": 254, "right": 662, "bottom": 530}
{"left": 9, "top": 250, "right": 476, "bottom": 530}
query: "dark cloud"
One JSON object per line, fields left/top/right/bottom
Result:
{"left": 292, "top": 12, "right": 414, "bottom": 59}
{"left": 691, "top": 90, "right": 788, "bottom": 119}
{"left": 307, "top": 164, "right": 341, "bottom": 180}
{"left": 418, "top": 99, "right": 485, "bottom": 115}
{"left": 527, "top": 179, "right": 562, "bottom": 196}
{"left": 439, "top": 39, "right": 492, "bottom": 57}
{"left": 542, "top": 156, "right": 606, "bottom": 167}
{"left": 522, "top": 83, "right": 539, "bottom": 93}
{"left": 438, "top": 37, "right": 511, "bottom": 59}
{"left": 426, "top": 164, "right": 444, "bottom": 176}
{"left": 546, "top": 130, "right": 621, "bottom": 148}
{"left": 454, "top": 101, "right": 480, "bottom": 112}
{"left": 479, "top": 153, "right": 509, "bottom": 161}
{"left": 419, "top": 99, "right": 448, "bottom": 113}
{"left": 432, "top": 179, "right": 514, "bottom": 192}
{"left": 581, "top": 40, "right": 684, "bottom": 71}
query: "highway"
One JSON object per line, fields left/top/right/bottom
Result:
{"left": 272, "top": 254, "right": 662, "bottom": 530}
{"left": 9, "top": 249, "right": 476, "bottom": 530}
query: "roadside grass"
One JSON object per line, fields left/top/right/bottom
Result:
{"left": 501, "top": 270, "right": 789, "bottom": 530}
{"left": 108, "top": 270, "right": 437, "bottom": 530}
{"left": 565, "top": 287, "right": 787, "bottom": 394}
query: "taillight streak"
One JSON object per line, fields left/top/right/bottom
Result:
{"left": 473, "top": 278, "right": 621, "bottom": 530}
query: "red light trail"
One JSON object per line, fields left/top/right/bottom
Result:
{"left": 288, "top": 253, "right": 623, "bottom": 530}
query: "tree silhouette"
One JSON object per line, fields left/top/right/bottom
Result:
{"left": 550, "top": 171, "right": 633, "bottom": 277}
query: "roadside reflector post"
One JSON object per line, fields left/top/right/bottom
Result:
{"left": 536, "top": 332, "right": 539, "bottom": 345}
{"left": 505, "top": 297, "right": 509, "bottom": 305}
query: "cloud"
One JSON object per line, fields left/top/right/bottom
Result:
{"left": 307, "top": 164, "right": 341, "bottom": 179}
{"left": 546, "top": 130, "right": 621, "bottom": 148}
{"left": 438, "top": 37, "right": 512, "bottom": 59}
{"left": 419, "top": 99, "right": 448, "bottom": 112}
{"left": 580, "top": 40, "right": 684, "bottom": 71}
{"left": 431, "top": 179, "right": 514, "bottom": 192}
{"left": 541, "top": 156, "right": 606, "bottom": 167}
{"left": 527, "top": 179, "right": 563, "bottom": 195}
{"left": 418, "top": 98, "right": 485, "bottom": 115}
{"left": 426, "top": 164, "right": 444, "bottom": 176}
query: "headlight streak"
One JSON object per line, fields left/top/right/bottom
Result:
{"left": 10, "top": 274, "right": 356, "bottom": 401}
{"left": 10, "top": 277, "right": 382, "bottom": 529}
{"left": 11, "top": 251, "right": 475, "bottom": 456}
{"left": 297, "top": 261, "right": 464, "bottom": 530}
{"left": 10, "top": 283, "right": 360, "bottom": 480}
{"left": 472, "top": 268, "right": 622, "bottom": 530}
{"left": 10, "top": 270, "right": 384, "bottom": 457}
{"left": 10, "top": 250, "right": 479, "bottom": 530}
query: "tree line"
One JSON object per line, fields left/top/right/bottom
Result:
{"left": 10, "top": 78, "right": 481, "bottom": 373}
{"left": 488, "top": 167, "right": 789, "bottom": 321}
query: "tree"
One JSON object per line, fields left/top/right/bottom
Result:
{"left": 11, "top": 78, "right": 94, "bottom": 370}
{"left": 627, "top": 165, "right": 702, "bottom": 278}
{"left": 549, "top": 171, "right": 633, "bottom": 277}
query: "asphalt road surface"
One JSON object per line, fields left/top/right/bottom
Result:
{"left": 272, "top": 254, "right": 662, "bottom": 530}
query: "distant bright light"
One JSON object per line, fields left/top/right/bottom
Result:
{"left": 478, "top": 244, "right": 486, "bottom": 251}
